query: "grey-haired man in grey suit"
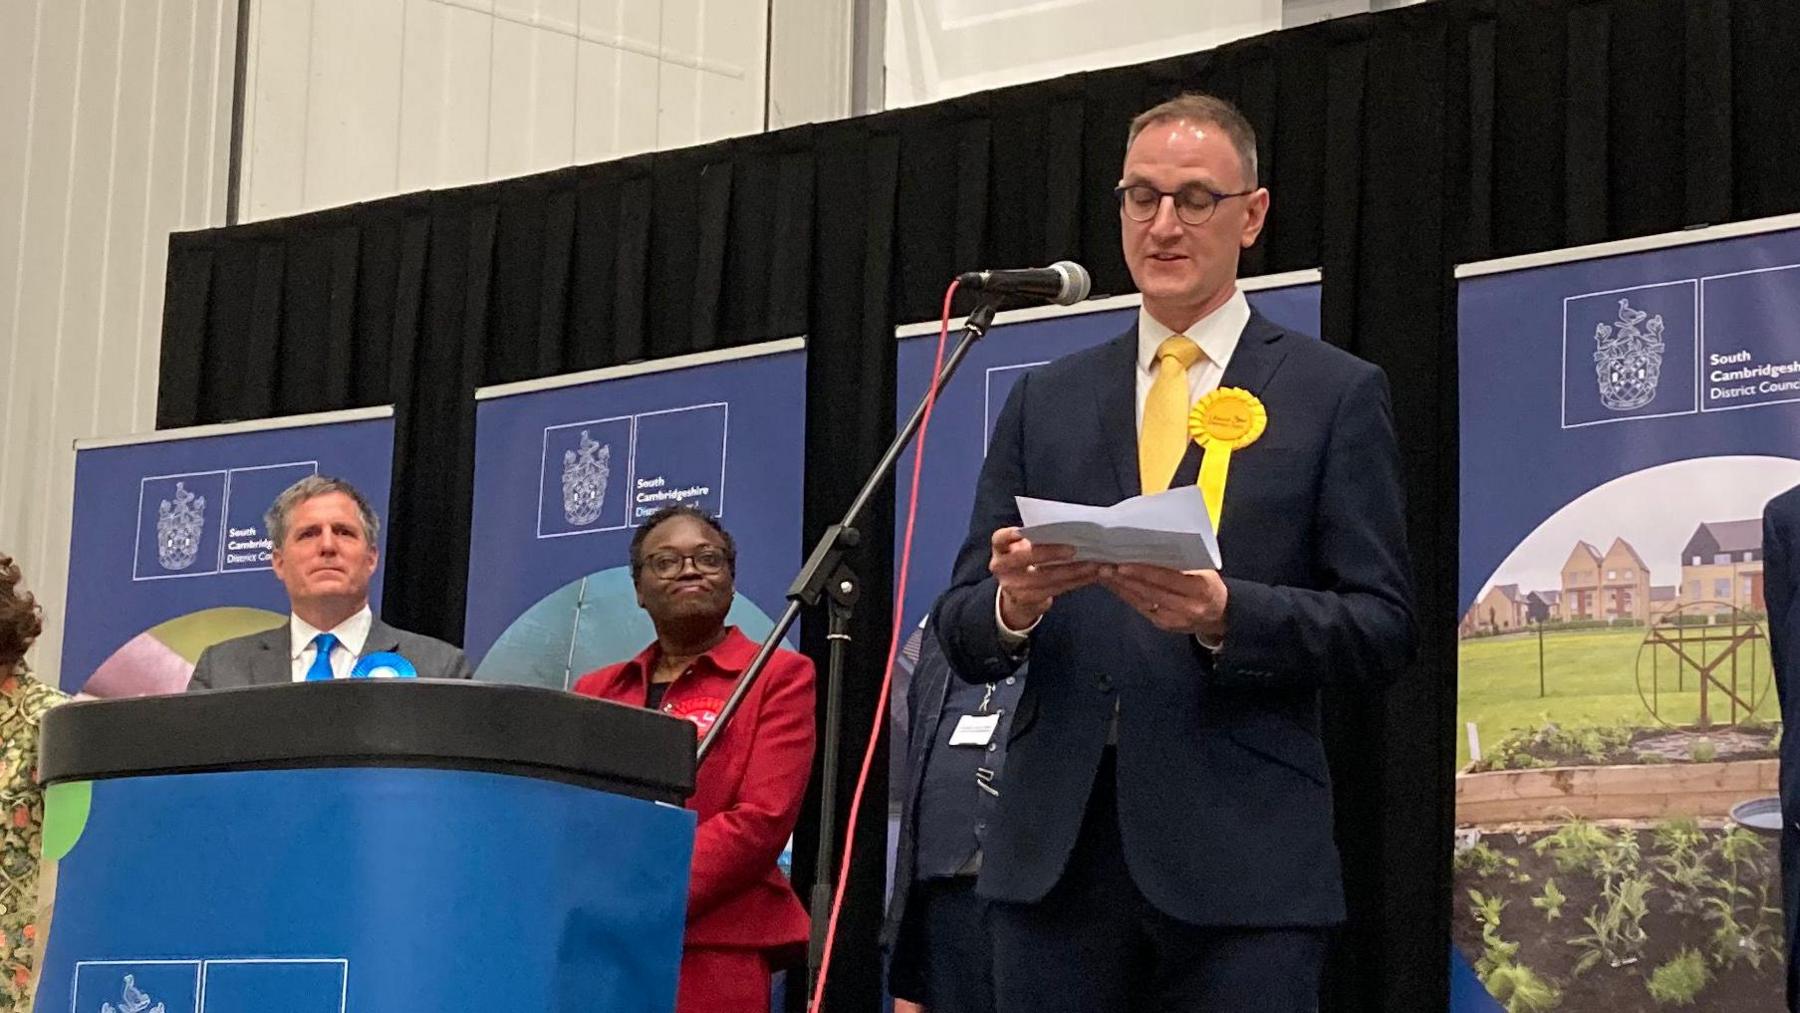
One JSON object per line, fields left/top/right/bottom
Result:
{"left": 187, "top": 475, "right": 472, "bottom": 690}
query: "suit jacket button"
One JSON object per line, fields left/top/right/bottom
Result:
{"left": 1097, "top": 675, "right": 1113, "bottom": 691}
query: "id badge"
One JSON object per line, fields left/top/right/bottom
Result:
{"left": 949, "top": 712, "right": 1001, "bottom": 746}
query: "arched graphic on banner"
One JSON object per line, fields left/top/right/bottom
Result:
{"left": 464, "top": 338, "right": 805, "bottom": 687}
{"left": 1455, "top": 216, "right": 1800, "bottom": 1011}
{"left": 61, "top": 408, "right": 395, "bottom": 696}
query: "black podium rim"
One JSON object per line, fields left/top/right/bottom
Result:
{"left": 38, "top": 680, "right": 697, "bottom": 804}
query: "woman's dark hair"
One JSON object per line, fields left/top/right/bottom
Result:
{"left": 628, "top": 505, "right": 737, "bottom": 581}
{"left": 0, "top": 552, "right": 44, "bottom": 671}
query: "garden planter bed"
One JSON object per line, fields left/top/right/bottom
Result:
{"left": 1456, "top": 759, "right": 1777, "bottom": 825}
{"left": 1453, "top": 823, "right": 1782, "bottom": 1011}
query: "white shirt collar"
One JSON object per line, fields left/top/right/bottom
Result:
{"left": 1136, "top": 288, "right": 1251, "bottom": 376}
{"left": 290, "top": 604, "right": 374, "bottom": 660}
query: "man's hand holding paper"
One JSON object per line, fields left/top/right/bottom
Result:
{"left": 1099, "top": 562, "right": 1228, "bottom": 641}
{"left": 1015, "top": 485, "right": 1221, "bottom": 570}
{"left": 993, "top": 485, "right": 1228, "bottom": 638}
{"left": 990, "top": 527, "right": 1102, "bottom": 631}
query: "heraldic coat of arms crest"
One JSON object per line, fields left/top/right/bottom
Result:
{"left": 155, "top": 481, "right": 206, "bottom": 571}
{"left": 561, "top": 429, "right": 611, "bottom": 526}
{"left": 1592, "top": 297, "right": 1665, "bottom": 411}
{"left": 101, "top": 973, "right": 166, "bottom": 1013}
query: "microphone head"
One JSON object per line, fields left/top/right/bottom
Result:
{"left": 1049, "top": 261, "right": 1092, "bottom": 305}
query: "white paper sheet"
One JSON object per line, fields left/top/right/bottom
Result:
{"left": 1015, "top": 485, "right": 1222, "bottom": 571}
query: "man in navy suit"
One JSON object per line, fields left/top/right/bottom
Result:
{"left": 932, "top": 93, "right": 1415, "bottom": 1011}
{"left": 1762, "top": 484, "right": 1800, "bottom": 1010}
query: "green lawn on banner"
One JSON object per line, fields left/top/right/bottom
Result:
{"left": 1456, "top": 627, "right": 1777, "bottom": 769}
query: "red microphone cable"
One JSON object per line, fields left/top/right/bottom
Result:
{"left": 807, "top": 278, "right": 961, "bottom": 1012}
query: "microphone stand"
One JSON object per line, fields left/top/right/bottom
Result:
{"left": 695, "top": 296, "right": 1003, "bottom": 1001}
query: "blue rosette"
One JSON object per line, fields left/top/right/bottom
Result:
{"left": 350, "top": 651, "right": 418, "bottom": 679}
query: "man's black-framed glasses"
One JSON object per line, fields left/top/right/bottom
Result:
{"left": 645, "top": 546, "right": 731, "bottom": 579}
{"left": 1115, "top": 183, "right": 1254, "bottom": 226}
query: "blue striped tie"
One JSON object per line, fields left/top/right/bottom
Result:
{"left": 305, "top": 632, "right": 339, "bottom": 682}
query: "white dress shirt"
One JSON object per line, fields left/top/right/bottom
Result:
{"left": 997, "top": 289, "right": 1252, "bottom": 644}
{"left": 289, "top": 604, "right": 374, "bottom": 681}
{"left": 1132, "top": 289, "right": 1249, "bottom": 429}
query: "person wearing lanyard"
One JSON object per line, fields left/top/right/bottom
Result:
{"left": 572, "top": 505, "right": 815, "bottom": 1013}
{"left": 885, "top": 619, "right": 1023, "bottom": 1013}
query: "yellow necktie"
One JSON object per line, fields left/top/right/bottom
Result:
{"left": 1139, "top": 335, "right": 1203, "bottom": 493}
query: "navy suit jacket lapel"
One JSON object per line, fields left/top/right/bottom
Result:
{"left": 1217, "top": 312, "right": 1291, "bottom": 396}
{"left": 1097, "top": 328, "right": 1142, "bottom": 501}
{"left": 1170, "top": 312, "right": 1293, "bottom": 489}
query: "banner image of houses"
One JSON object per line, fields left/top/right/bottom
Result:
{"left": 1453, "top": 219, "right": 1800, "bottom": 1010}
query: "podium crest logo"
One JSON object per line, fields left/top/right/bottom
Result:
{"left": 100, "top": 974, "right": 166, "bottom": 1013}
{"left": 1592, "top": 297, "right": 1665, "bottom": 411}
{"left": 561, "top": 429, "right": 611, "bottom": 526}
{"left": 155, "top": 481, "right": 207, "bottom": 571}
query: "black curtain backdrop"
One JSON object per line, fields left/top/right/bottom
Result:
{"left": 155, "top": 1, "right": 1800, "bottom": 1008}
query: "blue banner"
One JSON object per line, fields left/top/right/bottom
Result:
{"left": 1456, "top": 220, "right": 1800, "bottom": 1011}
{"left": 36, "top": 766, "right": 692, "bottom": 1012}
{"left": 59, "top": 410, "right": 395, "bottom": 697}
{"left": 464, "top": 340, "right": 806, "bottom": 687}
{"left": 1461, "top": 233, "right": 1800, "bottom": 615}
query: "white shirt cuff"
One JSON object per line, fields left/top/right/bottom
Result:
{"left": 1194, "top": 632, "right": 1224, "bottom": 652}
{"left": 995, "top": 587, "right": 1040, "bottom": 647}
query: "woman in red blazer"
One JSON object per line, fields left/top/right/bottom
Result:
{"left": 573, "top": 505, "right": 815, "bottom": 1013}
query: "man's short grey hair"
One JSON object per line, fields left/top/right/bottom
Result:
{"left": 266, "top": 475, "right": 381, "bottom": 549}
{"left": 1127, "top": 92, "right": 1260, "bottom": 189}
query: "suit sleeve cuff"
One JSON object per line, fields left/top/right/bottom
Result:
{"left": 995, "top": 588, "right": 1040, "bottom": 647}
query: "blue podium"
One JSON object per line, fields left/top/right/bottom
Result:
{"left": 33, "top": 680, "right": 697, "bottom": 1013}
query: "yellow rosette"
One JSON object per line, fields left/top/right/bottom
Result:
{"left": 1188, "top": 387, "right": 1268, "bottom": 532}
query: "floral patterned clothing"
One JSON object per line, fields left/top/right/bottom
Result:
{"left": 1, "top": 674, "right": 63, "bottom": 1012}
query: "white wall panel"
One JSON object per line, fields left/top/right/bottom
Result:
{"left": 571, "top": 6, "right": 623, "bottom": 164}
{"left": 523, "top": 3, "right": 579, "bottom": 175}
{"left": 613, "top": 0, "right": 673, "bottom": 158}
{"left": 1285, "top": 0, "right": 1432, "bottom": 29}
{"left": 407, "top": 0, "right": 499, "bottom": 190}
{"left": 766, "top": 0, "right": 854, "bottom": 128}
{"left": 886, "top": 0, "right": 1284, "bottom": 107}
{"left": 0, "top": 0, "right": 235, "bottom": 689}
{"left": 97, "top": 0, "right": 156, "bottom": 425}
{"left": 612, "top": 36, "right": 664, "bottom": 158}
{"left": 243, "top": 0, "right": 313, "bottom": 219}
{"left": 489, "top": 15, "right": 544, "bottom": 179}
{"left": 304, "top": 0, "right": 406, "bottom": 211}
{"left": 656, "top": 0, "right": 704, "bottom": 151}
{"left": 9, "top": 1, "right": 86, "bottom": 664}
{"left": 697, "top": 0, "right": 763, "bottom": 142}
{"left": 243, "top": 0, "right": 771, "bottom": 220}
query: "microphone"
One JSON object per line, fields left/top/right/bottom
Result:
{"left": 956, "top": 261, "right": 1092, "bottom": 306}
